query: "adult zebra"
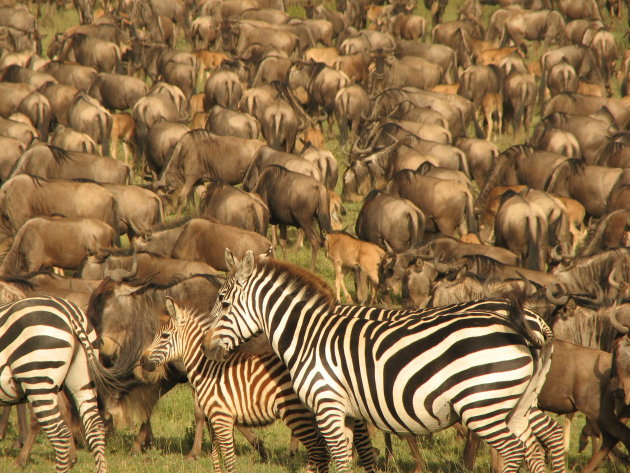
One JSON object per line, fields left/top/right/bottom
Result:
{"left": 138, "top": 297, "right": 334, "bottom": 473}
{"left": 205, "top": 250, "right": 556, "bottom": 473}
{"left": 0, "top": 296, "right": 121, "bottom": 473}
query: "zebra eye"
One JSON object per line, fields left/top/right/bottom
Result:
{"left": 221, "top": 301, "right": 230, "bottom": 309}
{"left": 160, "top": 333, "right": 170, "bottom": 339}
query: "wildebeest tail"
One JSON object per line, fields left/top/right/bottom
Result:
{"left": 316, "top": 185, "right": 333, "bottom": 241}
{"left": 101, "top": 111, "right": 113, "bottom": 157}
{"left": 409, "top": 204, "right": 425, "bottom": 247}
{"left": 465, "top": 188, "right": 478, "bottom": 233}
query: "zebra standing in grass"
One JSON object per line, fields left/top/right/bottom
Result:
{"left": 0, "top": 296, "right": 118, "bottom": 473}
{"left": 139, "top": 297, "right": 333, "bottom": 473}
{"left": 204, "top": 250, "right": 558, "bottom": 473}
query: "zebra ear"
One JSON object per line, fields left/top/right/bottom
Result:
{"left": 165, "top": 296, "right": 177, "bottom": 318}
{"left": 225, "top": 247, "right": 240, "bottom": 272}
{"left": 236, "top": 250, "right": 255, "bottom": 284}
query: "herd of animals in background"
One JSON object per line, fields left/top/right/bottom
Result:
{"left": 1, "top": 0, "right": 630, "bottom": 471}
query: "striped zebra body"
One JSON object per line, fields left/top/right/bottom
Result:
{"left": 334, "top": 302, "right": 565, "bottom": 473}
{"left": 205, "top": 252, "right": 556, "bottom": 473}
{"left": 140, "top": 298, "right": 330, "bottom": 473}
{"left": 0, "top": 296, "right": 110, "bottom": 473}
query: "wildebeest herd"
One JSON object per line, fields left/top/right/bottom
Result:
{"left": 1, "top": 0, "right": 630, "bottom": 471}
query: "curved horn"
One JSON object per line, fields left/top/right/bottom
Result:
{"left": 610, "top": 305, "right": 630, "bottom": 334}
{"left": 609, "top": 266, "right": 621, "bottom": 289}
{"left": 545, "top": 283, "right": 569, "bottom": 306}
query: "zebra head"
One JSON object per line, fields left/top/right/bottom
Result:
{"left": 140, "top": 297, "right": 185, "bottom": 372}
{"left": 204, "top": 249, "right": 261, "bottom": 361}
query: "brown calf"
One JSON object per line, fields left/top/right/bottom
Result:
{"left": 194, "top": 50, "right": 229, "bottom": 85}
{"left": 324, "top": 231, "right": 385, "bottom": 304}
{"left": 111, "top": 112, "right": 135, "bottom": 166}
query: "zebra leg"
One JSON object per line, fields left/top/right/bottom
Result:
{"left": 280, "top": 405, "right": 329, "bottom": 472}
{"left": 522, "top": 432, "right": 547, "bottom": 473}
{"left": 27, "top": 391, "right": 73, "bottom": 473}
{"left": 64, "top": 356, "right": 108, "bottom": 473}
{"left": 463, "top": 421, "right": 527, "bottom": 473}
{"left": 206, "top": 420, "right": 222, "bottom": 473}
{"left": 352, "top": 421, "right": 376, "bottom": 473}
{"left": 314, "top": 410, "right": 352, "bottom": 472}
{"left": 210, "top": 416, "right": 238, "bottom": 473}
{"left": 529, "top": 407, "right": 566, "bottom": 473}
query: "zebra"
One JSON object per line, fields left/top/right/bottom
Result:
{"left": 204, "top": 250, "right": 557, "bottom": 473}
{"left": 0, "top": 295, "right": 118, "bottom": 473}
{"left": 333, "top": 301, "right": 565, "bottom": 473}
{"left": 138, "top": 296, "right": 333, "bottom": 473}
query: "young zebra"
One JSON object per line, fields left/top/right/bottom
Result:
{"left": 139, "top": 297, "right": 331, "bottom": 473}
{"left": 205, "top": 250, "right": 557, "bottom": 473}
{"left": 0, "top": 296, "right": 117, "bottom": 473}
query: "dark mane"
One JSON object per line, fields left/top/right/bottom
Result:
{"left": 148, "top": 216, "right": 193, "bottom": 231}
{"left": 0, "top": 274, "right": 36, "bottom": 291}
{"left": 48, "top": 145, "right": 76, "bottom": 164}
{"left": 260, "top": 258, "right": 335, "bottom": 309}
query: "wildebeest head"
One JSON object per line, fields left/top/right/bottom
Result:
{"left": 611, "top": 334, "right": 630, "bottom": 405}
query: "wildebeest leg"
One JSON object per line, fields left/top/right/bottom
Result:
{"left": 383, "top": 433, "right": 395, "bottom": 467}
{"left": 582, "top": 433, "right": 619, "bottom": 473}
{"left": 334, "top": 260, "right": 352, "bottom": 302}
{"left": 562, "top": 413, "right": 574, "bottom": 451}
{"left": 295, "top": 229, "right": 305, "bottom": 248}
{"left": 404, "top": 435, "right": 425, "bottom": 473}
{"left": 298, "top": 220, "right": 319, "bottom": 269}
{"left": 463, "top": 429, "right": 481, "bottom": 471}
{"left": 237, "top": 426, "right": 268, "bottom": 462}
{"left": 132, "top": 421, "right": 154, "bottom": 453}
{"left": 288, "top": 434, "right": 299, "bottom": 456}
{"left": 186, "top": 396, "right": 205, "bottom": 460}
{"left": 15, "top": 404, "right": 27, "bottom": 448}
{"left": 0, "top": 406, "right": 11, "bottom": 438}
{"left": 279, "top": 225, "right": 288, "bottom": 260}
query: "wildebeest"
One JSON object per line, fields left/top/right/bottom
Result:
{"left": 9, "top": 144, "right": 130, "bottom": 184}
{"left": 133, "top": 218, "right": 272, "bottom": 272}
{"left": 355, "top": 189, "right": 426, "bottom": 252}
{"left": 205, "top": 105, "right": 260, "bottom": 139}
{"left": 200, "top": 179, "right": 269, "bottom": 236}
{"left": 0, "top": 175, "right": 119, "bottom": 240}
{"left": 88, "top": 72, "right": 149, "bottom": 111}
{"left": 156, "top": 129, "right": 265, "bottom": 207}
{"left": 86, "top": 273, "right": 221, "bottom": 454}
{"left": 50, "top": 125, "right": 98, "bottom": 154}
{"left": 388, "top": 168, "right": 477, "bottom": 237}
{"left": 324, "top": 231, "right": 384, "bottom": 303}
{"left": 0, "top": 217, "right": 117, "bottom": 275}
{"left": 77, "top": 248, "right": 220, "bottom": 284}
{"left": 252, "top": 165, "right": 332, "bottom": 268}
{"left": 66, "top": 92, "right": 113, "bottom": 156}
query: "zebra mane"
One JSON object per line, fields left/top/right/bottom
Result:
{"left": 260, "top": 258, "right": 335, "bottom": 309}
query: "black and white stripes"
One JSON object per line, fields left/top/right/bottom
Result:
{"left": 205, "top": 251, "right": 560, "bottom": 473}
{"left": 0, "top": 296, "right": 110, "bottom": 473}
{"left": 140, "top": 297, "right": 331, "bottom": 473}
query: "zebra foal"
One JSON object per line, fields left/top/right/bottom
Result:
{"left": 205, "top": 250, "right": 556, "bottom": 473}
{"left": 0, "top": 296, "right": 116, "bottom": 473}
{"left": 139, "top": 297, "right": 330, "bottom": 473}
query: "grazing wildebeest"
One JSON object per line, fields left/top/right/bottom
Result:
{"left": 388, "top": 169, "right": 477, "bottom": 237}
{"left": 200, "top": 179, "right": 269, "bottom": 236}
{"left": 324, "top": 231, "right": 384, "bottom": 303}
{"left": 99, "top": 184, "right": 163, "bottom": 242}
{"left": 88, "top": 72, "right": 149, "bottom": 111}
{"left": 355, "top": 190, "right": 426, "bottom": 252}
{"left": 9, "top": 144, "right": 130, "bottom": 184}
{"left": 77, "top": 248, "right": 220, "bottom": 284}
{"left": 50, "top": 125, "right": 98, "bottom": 154}
{"left": 0, "top": 217, "right": 117, "bottom": 275}
{"left": 132, "top": 218, "right": 271, "bottom": 271}
{"left": 0, "top": 174, "right": 120, "bottom": 239}
{"left": 156, "top": 129, "right": 265, "bottom": 208}
{"left": 252, "top": 165, "right": 332, "bottom": 269}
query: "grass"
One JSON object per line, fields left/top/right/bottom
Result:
{"left": 7, "top": 0, "right": 630, "bottom": 471}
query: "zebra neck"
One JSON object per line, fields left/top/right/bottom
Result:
{"left": 181, "top": 320, "right": 210, "bottom": 380}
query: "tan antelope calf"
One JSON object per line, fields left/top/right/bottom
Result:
{"left": 111, "top": 112, "right": 135, "bottom": 166}
{"left": 324, "top": 231, "right": 385, "bottom": 304}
